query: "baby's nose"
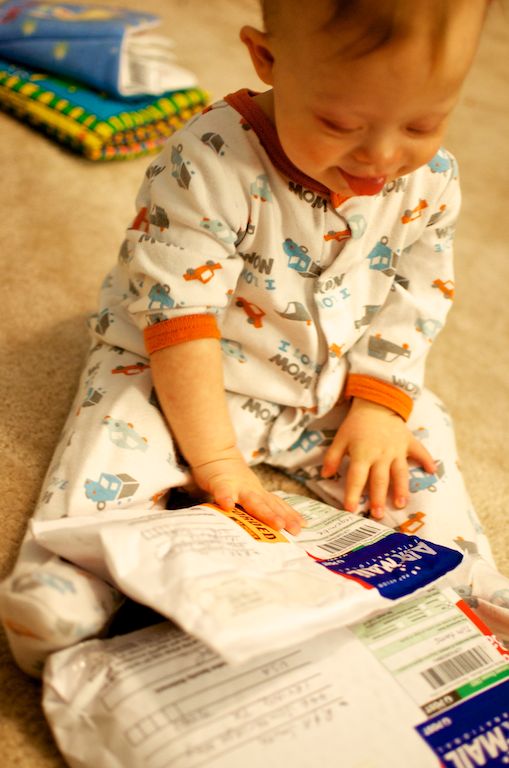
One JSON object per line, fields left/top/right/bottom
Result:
{"left": 352, "top": 134, "right": 401, "bottom": 175}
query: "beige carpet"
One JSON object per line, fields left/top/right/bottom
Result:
{"left": 1, "top": 1, "right": 508, "bottom": 764}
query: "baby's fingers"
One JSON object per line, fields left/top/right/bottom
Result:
{"left": 272, "top": 494, "right": 306, "bottom": 535}
{"left": 344, "top": 459, "right": 370, "bottom": 513}
{"left": 321, "top": 437, "right": 346, "bottom": 478}
{"left": 369, "top": 461, "right": 391, "bottom": 519}
{"left": 211, "top": 479, "right": 238, "bottom": 512}
{"left": 238, "top": 490, "right": 303, "bottom": 536}
{"left": 408, "top": 436, "right": 436, "bottom": 474}
{"left": 390, "top": 457, "right": 409, "bottom": 510}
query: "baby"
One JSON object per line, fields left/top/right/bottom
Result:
{"left": 142, "top": 0, "right": 487, "bottom": 530}
{"left": 2, "top": 0, "right": 503, "bottom": 677}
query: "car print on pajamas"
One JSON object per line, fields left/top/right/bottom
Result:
{"left": 409, "top": 460, "right": 445, "bottom": 493}
{"left": 368, "top": 334, "right": 411, "bottom": 362}
{"left": 290, "top": 428, "right": 336, "bottom": 453}
{"left": 145, "top": 312, "right": 168, "bottom": 327}
{"left": 235, "top": 220, "right": 256, "bottom": 245}
{"left": 220, "top": 338, "right": 247, "bottom": 362}
{"left": 149, "top": 205, "right": 170, "bottom": 230}
{"left": 118, "top": 239, "right": 133, "bottom": 265}
{"left": 111, "top": 362, "right": 150, "bottom": 376}
{"left": 129, "top": 206, "right": 150, "bottom": 233}
{"left": 392, "top": 274, "right": 410, "bottom": 291}
{"left": 277, "top": 301, "right": 312, "bottom": 325}
{"left": 346, "top": 213, "right": 367, "bottom": 239}
{"left": 426, "top": 204, "right": 447, "bottom": 227}
{"left": 103, "top": 416, "right": 148, "bottom": 451}
{"left": 148, "top": 283, "right": 175, "bottom": 309}
{"left": 84, "top": 472, "right": 139, "bottom": 510}
{"left": 145, "top": 163, "right": 166, "bottom": 182}
{"left": 354, "top": 304, "right": 381, "bottom": 329}
{"left": 283, "top": 238, "right": 322, "bottom": 278}
{"left": 454, "top": 537, "right": 479, "bottom": 555}
{"left": 366, "top": 237, "right": 399, "bottom": 276}
{"left": 81, "top": 386, "right": 105, "bottom": 408}
{"left": 416, "top": 317, "right": 443, "bottom": 342}
{"left": 235, "top": 296, "right": 265, "bottom": 328}
{"left": 171, "top": 144, "right": 192, "bottom": 189}
{"left": 12, "top": 570, "right": 75, "bottom": 595}
{"left": 401, "top": 199, "right": 428, "bottom": 224}
{"left": 200, "top": 131, "right": 226, "bottom": 155}
{"left": 250, "top": 174, "right": 272, "bottom": 202}
{"left": 412, "top": 426, "right": 430, "bottom": 440}
{"left": 184, "top": 260, "right": 222, "bottom": 283}
{"left": 94, "top": 309, "right": 114, "bottom": 336}
{"left": 395, "top": 511, "right": 426, "bottom": 534}
{"left": 200, "top": 218, "right": 236, "bottom": 243}
{"left": 323, "top": 228, "right": 350, "bottom": 242}
{"left": 428, "top": 148, "right": 452, "bottom": 174}
{"left": 41, "top": 476, "right": 68, "bottom": 505}
{"left": 328, "top": 343, "right": 343, "bottom": 358}
{"left": 285, "top": 465, "right": 321, "bottom": 485}
{"left": 432, "top": 278, "right": 455, "bottom": 300}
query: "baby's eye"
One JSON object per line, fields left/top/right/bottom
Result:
{"left": 318, "top": 116, "right": 360, "bottom": 134}
{"left": 406, "top": 123, "right": 440, "bottom": 135}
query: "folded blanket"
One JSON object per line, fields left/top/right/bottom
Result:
{"left": 0, "top": 1, "right": 197, "bottom": 97}
{"left": 0, "top": 58, "right": 208, "bottom": 160}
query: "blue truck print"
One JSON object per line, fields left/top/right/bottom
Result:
{"left": 84, "top": 472, "right": 139, "bottom": 510}
{"left": 409, "top": 460, "right": 445, "bottom": 493}
{"left": 283, "top": 238, "right": 321, "bottom": 278}
{"left": 148, "top": 284, "right": 175, "bottom": 310}
{"left": 366, "top": 237, "right": 399, "bottom": 276}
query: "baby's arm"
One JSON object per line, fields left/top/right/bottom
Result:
{"left": 321, "top": 398, "right": 435, "bottom": 519}
{"left": 121, "top": 132, "right": 302, "bottom": 533}
{"left": 150, "top": 339, "right": 304, "bottom": 534}
{"left": 330, "top": 154, "right": 461, "bottom": 518}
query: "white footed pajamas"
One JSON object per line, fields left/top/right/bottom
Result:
{"left": 2, "top": 91, "right": 508, "bottom": 676}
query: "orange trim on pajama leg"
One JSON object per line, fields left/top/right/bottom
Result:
{"left": 144, "top": 314, "right": 221, "bottom": 354}
{"left": 344, "top": 374, "right": 413, "bottom": 421}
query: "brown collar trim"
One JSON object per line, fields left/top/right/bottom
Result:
{"left": 224, "top": 89, "right": 339, "bottom": 201}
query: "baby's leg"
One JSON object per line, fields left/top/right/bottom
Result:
{"left": 0, "top": 530, "right": 124, "bottom": 677}
{"left": 0, "top": 341, "right": 191, "bottom": 675}
{"left": 268, "top": 390, "right": 509, "bottom": 643}
{"left": 402, "top": 390, "right": 509, "bottom": 642}
{"left": 34, "top": 341, "right": 191, "bottom": 521}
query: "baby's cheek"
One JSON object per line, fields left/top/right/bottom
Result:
{"left": 412, "top": 138, "right": 444, "bottom": 173}
{"left": 280, "top": 125, "right": 330, "bottom": 170}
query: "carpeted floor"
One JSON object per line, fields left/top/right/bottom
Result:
{"left": 0, "top": 1, "right": 508, "bottom": 765}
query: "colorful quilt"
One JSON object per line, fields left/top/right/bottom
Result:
{"left": 0, "top": 58, "right": 208, "bottom": 160}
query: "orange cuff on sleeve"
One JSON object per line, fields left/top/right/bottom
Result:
{"left": 144, "top": 314, "right": 221, "bottom": 354}
{"left": 344, "top": 374, "right": 413, "bottom": 421}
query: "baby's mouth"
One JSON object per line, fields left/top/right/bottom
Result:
{"left": 339, "top": 169, "right": 387, "bottom": 196}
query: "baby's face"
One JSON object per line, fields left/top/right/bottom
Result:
{"left": 248, "top": 1, "right": 487, "bottom": 196}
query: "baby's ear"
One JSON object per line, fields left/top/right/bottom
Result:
{"left": 240, "top": 26, "right": 275, "bottom": 85}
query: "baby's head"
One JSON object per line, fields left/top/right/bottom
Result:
{"left": 241, "top": 0, "right": 489, "bottom": 195}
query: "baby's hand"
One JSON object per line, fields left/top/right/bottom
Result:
{"left": 191, "top": 448, "right": 304, "bottom": 535}
{"left": 321, "top": 398, "right": 436, "bottom": 519}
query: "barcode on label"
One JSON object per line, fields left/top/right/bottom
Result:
{"left": 319, "top": 523, "right": 382, "bottom": 554}
{"left": 421, "top": 646, "right": 493, "bottom": 690}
